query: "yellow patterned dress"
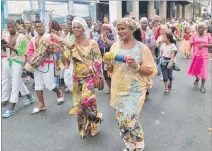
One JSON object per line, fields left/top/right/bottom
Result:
{"left": 65, "top": 40, "right": 103, "bottom": 138}
{"left": 109, "top": 41, "right": 155, "bottom": 150}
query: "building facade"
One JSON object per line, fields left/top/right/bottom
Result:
{"left": 2, "top": 0, "right": 210, "bottom": 28}
{"left": 106, "top": 0, "right": 193, "bottom": 23}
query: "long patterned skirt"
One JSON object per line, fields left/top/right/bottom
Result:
{"left": 73, "top": 76, "right": 103, "bottom": 138}
{"left": 114, "top": 88, "right": 147, "bottom": 151}
{"left": 116, "top": 112, "right": 144, "bottom": 151}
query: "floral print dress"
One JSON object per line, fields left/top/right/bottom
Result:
{"left": 109, "top": 41, "right": 155, "bottom": 151}
{"left": 65, "top": 40, "right": 103, "bottom": 138}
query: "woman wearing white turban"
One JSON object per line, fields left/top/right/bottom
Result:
{"left": 51, "top": 17, "right": 103, "bottom": 138}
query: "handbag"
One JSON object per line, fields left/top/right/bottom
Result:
{"left": 77, "top": 42, "right": 104, "bottom": 91}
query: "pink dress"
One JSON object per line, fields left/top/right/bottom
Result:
{"left": 187, "top": 34, "right": 212, "bottom": 79}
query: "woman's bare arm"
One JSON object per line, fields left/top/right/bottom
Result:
{"left": 104, "top": 37, "right": 114, "bottom": 46}
{"left": 204, "top": 44, "right": 212, "bottom": 48}
{"left": 50, "top": 33, "right": 74, "bottom": 49}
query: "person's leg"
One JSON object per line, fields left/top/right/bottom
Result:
{"left": 194, "top": 75, "right": 199, "bottom": 85}
{"left": 44, "top": 64, "right": 63, "bottom": 105}
{"left": 19, "top": 78, "right": 34, "bottom": 106}
{"left": 155, "top": 48, "right": 159, "bottom": 65}
{"left": 36, "top": 90, "right": 46, "bottom": 109}
{"left": 34, "top": 69, "right": 46, "bottom": 110}
{"left": 155, "top": 48, "right": 161, "bottom": 75}
{"left": 200, "top": 79, "right": 206, "bottom": 93}
{"left": 69, "top": 81, "right": 81, "bottom": 115}
{"left": 167, "top": 67, "right": 173, "bottom": 89}
{"left": 9, "top": 63, "right": 24, "bottom": 109}
{"left": 161, "top": 65, "right": 169, "bottom": 93}
{"left": 77, "top": 77, "right": 102, "bottom": 137}
{"left": 1, "top": 59, "right": 10, "bottom": 106}
{"left": 116, "top": 111, "right": 144, "bottom": 151}
{"left": 103, "top": 70, "right": 111, "bottom": 94}
{"left": 59, "top": 69, "right": 65, "bottom": 87}
{"left": 64, "top": 64, "right": 73, "bottom": 92}
{"left": 3, "top": 62, "right": 22, "bottom": 118}
{"left": 26, "top": 71, "right": 35, "bottom": 89}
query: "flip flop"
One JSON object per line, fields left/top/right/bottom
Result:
{"left": 57, "top": 97, "right": 64, "bottom": 105}
{"left": 164, "top": 88, "right": 169, "bottom": 95}
{"left": 200, "top": 87, "right": 206, "bottom": 93}
{"left": 194, "top": 79, "right": 199, "bottom": 85}
{"left": 57, "top": 91, "right": 64, "bottom": 105}
{"left": 31, "top": 107, "right": 47, "bottom": 115}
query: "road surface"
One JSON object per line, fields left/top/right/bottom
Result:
{"left": 2, "top": 53, "right": 212, "bottom": 151}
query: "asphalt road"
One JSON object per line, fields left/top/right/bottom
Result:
{"left": 2, "top": 52, "right": 212, "bottom": 151}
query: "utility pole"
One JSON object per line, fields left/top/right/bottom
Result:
{"left": 38, "top": 0, "right": 46, "bottom": 29}
{"left": 68, "top": 0, "right": 74, "bottom": 15}
{"left": 193, "top": 0, "right": 195, "bottom": 18}
{"left": 198, "top": 1, "right": 201, "bottom": 18}
{"left": 1, "top": 0, "right": 5, "bottom": 30}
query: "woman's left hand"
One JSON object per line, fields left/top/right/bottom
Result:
{"left": 81, "top": 68, "right": 92, "bottom": 76}
{"left": 126, "top": 58, "right": 139, "bottom": 70}
{"left": 198, "top": 44, "right": 205, "bottom": 49}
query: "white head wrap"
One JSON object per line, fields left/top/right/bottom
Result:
{"left": 140, "top": 17, "right": 148, "bottom": 23}
{"left": 72, "top": 17, "right": 88, "bottom": 31}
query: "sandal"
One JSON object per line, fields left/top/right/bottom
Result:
{"left": 105, "top": 89, "right": 111, "bottom": 94}
{"left": 91, "top": 125, "right": 99, "bottom": 136}
{"left": 164, "top": 88, "right": 169, "bottom": 94}
{"left": 68, "top": 107, "right": 80, "bottom": 115}
{"left": 57, "top": 97, "right": 64, "bottom": 105}
{"left": 31, "top": 107, "right": 47, "bottom": 115}
{"left": 200, "top": 87, "right": 206, "bottom": 93}
{"left": 194, "top": 79, "right": 199, "bottom": 85}
{"left": 57, "top": 91, "right": 64, "bottom": 105}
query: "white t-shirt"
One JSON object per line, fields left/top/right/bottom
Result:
{"left": 160, "top": 43, "right": 177, "bottom": 58}
{"left": 85, "top": 25, "right": 94, "bottom": 39}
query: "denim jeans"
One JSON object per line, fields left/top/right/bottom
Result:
{"left": 160, "top": 64, "right": 173, "bottom": 82}
{"left": 155, "top": 48, "right": 161, "bottom": 74}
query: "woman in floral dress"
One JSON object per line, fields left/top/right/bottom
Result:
{"left": 51, "top": 17, "right": 103, "bottom": 138}
{"left": 104, "top": 18, "right": 157, "bottom": 151}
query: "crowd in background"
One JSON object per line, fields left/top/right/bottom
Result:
{"left": 1, "top": 14, "right": 212, "bottom": 151}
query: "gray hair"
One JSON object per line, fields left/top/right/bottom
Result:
{"left": 140, "top": 17, "right": 148, "bottom": 23}
{"left": 197, "top": 22, "right": 206, "bottom": 28}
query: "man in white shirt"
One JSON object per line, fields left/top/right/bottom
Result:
{"left": 85, "top": 16, "right": 94, "bottom": 39}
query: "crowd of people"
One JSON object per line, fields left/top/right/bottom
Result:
{"left": 1, "top": 14, "right": 212, "bottom": 151}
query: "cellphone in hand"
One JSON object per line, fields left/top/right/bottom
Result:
{"left": 1, "top": 39, "right": 7, "bottom": 44}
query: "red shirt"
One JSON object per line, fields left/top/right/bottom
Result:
{"left": 183, "top": 33, "right": 191, "bottom": 40}
{"left": 155, "top": 27, "right": 161, "bottom": 40}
